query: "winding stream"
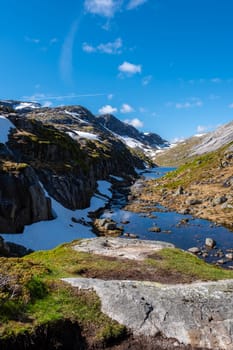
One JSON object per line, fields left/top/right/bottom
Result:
{"left": 101, "top": 167, "right": 233, "bottom": 268}
{"left": 2, "top": 167, "right": 233, "bottom": 268}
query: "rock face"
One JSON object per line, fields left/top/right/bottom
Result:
{"left": 64, "top": 277, "right": 233, "bottom": 350}
{"left": 0, "top": 164, "right": 52, "bottom": 232}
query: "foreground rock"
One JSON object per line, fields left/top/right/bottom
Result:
{"left": 64, "top": 277, "right": 233, "bottom": 350}
{"left": 73, "top": 237, "right": 174, "bottom": 260}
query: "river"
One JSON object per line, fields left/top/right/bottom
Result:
{"left": 2, "top": 167, "right": 233, "bottom": 267}
{"left": 101, "top": 167, "right": 233, "bottom": 268}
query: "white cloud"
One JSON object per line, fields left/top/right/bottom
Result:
{"left": 196, "top": 125, "right": 207, "bottom": 133}
{"left": 228, "top": 103, "right": 233, "bottom": 109}
{"left": 84, "top": 0, "right": 122, "bottom": 18}
{"left": 98, "top": 104, "right": 118, "bottom": 114}
{"left": 108, "top": 94, "right": 114, "bottom": 100}
{"left": 82, "top": 43, "right": 96, "bottom": 53}
{"left": 120, "top": 103, "right": 134, "bottom": 113}
{"left": 142, "top": 75, "right": 152, "bottom": 86}
{"left": 127, "top": 0, "right": 147, "bottom": 10}
{"left": 124, "top": 118, "right": 143, "bottom": 128}
{"left": 83, "top": 38, "right": 122, "bottom": 54}
{"left": 84, "top": 0, "right": 147, "bottom": 18}
{"left": 170, "top": 137, "right": 185, "bottom": 144}
{"left": 42, "top": 101, "right": 53, "bottom": 108}
{"left": 118, "top": 61, "right": 142, "bottom": 76}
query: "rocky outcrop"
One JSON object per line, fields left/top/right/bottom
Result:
{"left": 64, "top": 277, "right": 233, "bottom": 350}
{"left": 0, "top": 163, "right": 52, "bottom": 232}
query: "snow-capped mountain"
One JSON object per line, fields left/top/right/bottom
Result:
{"left": 0, "top": 99, "right": 41, "bottom": 111}
{"left": 96, "top": 113, "right": 169, "bottom": 150}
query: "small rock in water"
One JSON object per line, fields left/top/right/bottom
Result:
{"left": 124, "top": 233, "right": 138, "bottom": 239}
{"left": 205, "top": 238, "right": 216, "bottom": 248}
{"left": 188, "top": 247, "right": 200, "bottom": 254}
{"left": 179, "top": 208, "right": 190, "bottom": 215}
{"left": 226, "top": 253, "right": 233, "bottom": 260}
{"left": 148, "top": 226, "right": 161, "bottom": 233}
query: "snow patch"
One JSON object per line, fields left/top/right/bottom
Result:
{"left": 64, "top": 110, "right": 90, "bottom": 124}
{"left": 67, "top": 130, "right": 100, "bottom": 141}
{"left": 14, "top": 102, "right": 40, "bottom": 110}
{"left": 2, "top": 181, "right": 112, "bottom": 251}
{"left": 0, "top": 115, "right": 15, "bottom": 144}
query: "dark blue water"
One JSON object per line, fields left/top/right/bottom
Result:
{"left": 102, "top": 167, "right": 233, "bottom": 267}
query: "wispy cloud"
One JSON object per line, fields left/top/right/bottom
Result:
{"left": 108, "top": 94, "right": 114, "bottom": 100}
{"left": 228, "top": 103, "right": 233, "bottom": 109}
{"left": 118, "top": 61, "right": 142, "bottom": 77}
{"left": 124, "top": 118, "right": 143, "bottom": 128}
{"left": 22, "top": 92, "right": 107, "bottom": 102}
{"left": 83, "top": 38, "right": 122, "bottom": 54}
{"left": 142, "top": 75, "right": 152, "bottom": 86}
{"left": 60, "top": 20, "right": 79, "bottom": 83}
{"left": 127, "top": 0, "right": 147, "bottom": 10}
{"left": 50, "top": 38, "right": 58, "bottom": 45}
{"left": 174, "top": 98, "right": 203, "bottom": 109}
{"left": 98, "top": 104, "right": 118, "bottom": 114}
{"left": 120, "top": 103, "right": 134, "bottom": 113}
{"left": 208, "top": 94, "right": 220, "bottom": 100}
{"left": 210, "top": 77, "right": 222, "bottom": 83}
{"left": 84, "top": 0, "right": 148, "bottom": 18}
{"left": 25, "top": 36, "right": 40, "bottom": 44}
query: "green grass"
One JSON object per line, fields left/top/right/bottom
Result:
{"left": 147, "top": 248, "right": 233, "bottom": 281}
{"left": 1, "top": 241, "right": 233, "bottom": 342}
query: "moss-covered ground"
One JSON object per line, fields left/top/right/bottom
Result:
{"left": 1, "top": 240, "right": 233, "bottom": 343}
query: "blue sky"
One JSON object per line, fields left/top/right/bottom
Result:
{"left": 1, "top": 0, "right": 233, "bottom": 141}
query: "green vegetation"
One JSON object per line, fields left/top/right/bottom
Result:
{"left": 1, "top": 240, "right": 233, "bottom": 343}
{"left": 147, "top": 248, "right": 233, "bottom": 281}
{"left": 156, "top": 142, "right": 233, "bottom": 189}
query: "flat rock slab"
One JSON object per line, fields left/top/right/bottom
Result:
{"left": 73, "top": 237, "right": 174, "bottom": 260}
{"left": 63, "top": 277, "right": 233, "bottom": 350}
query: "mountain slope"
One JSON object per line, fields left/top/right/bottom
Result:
{"left": 136, "top": 142, "right": 233, "bottom": 228}
{"left": 155, "top": 121, "right": 233, "bottom": 166}
{"left": 0, "top": 102, "right": 156, "bottom": 233}
{"left": 96, "top": 113, "right": 169, "bottom": 157}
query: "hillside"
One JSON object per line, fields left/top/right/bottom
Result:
{"left": 129, "top": 142, "right": 233, "bottom": 229}
{"left": 154, "top": 121, "right": 233, "bottom": 166}
{"left": 0, "top": 100, "right": 162, "bottom": 234}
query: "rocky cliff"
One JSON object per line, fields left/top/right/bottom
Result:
{"left": 0, "top": 101, "right": 157, "bottom": 233}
